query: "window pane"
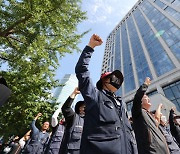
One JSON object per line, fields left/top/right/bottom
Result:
{"left": 164, "top": 88, "right": 175, "bottom": 100}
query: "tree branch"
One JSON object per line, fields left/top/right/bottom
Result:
{"left": 8, "top": 35, "right": 23, "bottom": 43}
{"left": 0, "top": 56, "right": 10, "bottom": 61}
{"left": 0, "top": 15, "right": 31, "bottom": 37}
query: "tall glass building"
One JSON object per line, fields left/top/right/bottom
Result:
{"left": 101, "top": 0, "right": 180, "bottom": 112}
{"left": 53, "top": 74, "right": 78, "bottom": 108}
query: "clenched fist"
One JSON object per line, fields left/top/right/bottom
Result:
{"left": 88, "top": 34, "right": 103, "bottom": 49}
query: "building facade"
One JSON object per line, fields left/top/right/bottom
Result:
{"left": 101, "top": 0, "right": 180, "bottom": 112}
{"left": 53, "top": 74, "right": 78, "bottom": 108}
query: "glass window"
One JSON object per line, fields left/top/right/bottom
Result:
{"left": 169, "top": 41, "right": 180, "bottom": 61}
{"left": 164, "top": 6, "right": 180, "bottom": 21}
{"left": 134, "top": 3, "right": 175, "bottom": 76}
{"left": 154, "top": 0, "right": 166, "bottom": 9}
{"left": 172, "top": 99, "right": 180, "bottom": 111}
{"left": 163, "top": 80, "right": 180, "bottom": 111}
{"left": 171, "top": 85, "right": 180, "bottom": 98}
{"left": 127, "top": 16, "right": 153, "bottom": 85}
{"left": 114, "top": 29, "right": 121, "bottom": 70}
{"left": 163, "top": 87, "right": 175, "bottom": 100}
{"left": 112, "top": 43, "right": 114, "bottom": 55}
{"left": 172, "top": 0, "right": 180, "bottom": 8}
{"left": 121, "top": 23, "right": 136, "bottom": 94}
{"left": 111, "top": 56, "right": 114, "bottom": 71}
{"left": 163, "top": 0, "right": 174, "bottom": 2}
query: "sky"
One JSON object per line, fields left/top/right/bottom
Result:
{"left": 0, "top": 0, "right": 138, "bottom": 98}
{"left": 55, "top": 0, "right": 138, "bottom": 85}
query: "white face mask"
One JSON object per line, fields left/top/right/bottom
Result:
{"left": 161, "top": 115, "right": 167, "bottom": 124}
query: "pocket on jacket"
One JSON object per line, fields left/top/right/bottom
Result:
{"left": 87, "top": 136, "right": 121, "bottom": 153}
{"left": 99, "top": 101, "right": 117, "bottom": 123}
{"left": 71, "top": 126, "right": 83, "bottom": 140}
{"left": 87, "top": 135, "right": 120, "bottom": 141}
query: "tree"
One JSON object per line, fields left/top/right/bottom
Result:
{"left": 0, "top": 0, "right": 87, "bottom": 140}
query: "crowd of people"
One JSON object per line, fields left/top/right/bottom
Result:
{"left": 0, "top": 34, "right": 180, "bottom": 154}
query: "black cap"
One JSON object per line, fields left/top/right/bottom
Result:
{"left": 96, "top": 70, "right": 124, "bottom": 90}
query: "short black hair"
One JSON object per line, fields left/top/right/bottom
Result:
{"left": 75, "top": 101, "right": 85, "bottom": 114}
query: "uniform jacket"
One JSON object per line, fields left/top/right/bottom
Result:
{"left": 60, "top": 97, "right": 84, "bottom": 154}
{"left": 75, "top": 46, "right": 138, "bottom": 154}
{"left": 159, "top": 124, "right": 180, "bottom": 154}
{"left": 45, "top": 123, "right": 65, "bottom": 154}
{"left": 23, "top": 120, "right": 49, "bottom": 154}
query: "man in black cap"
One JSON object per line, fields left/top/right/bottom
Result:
{"left": 0, "top": 76, "right": 11, "bottom": 107}
{"left": 60, "top": 87, "right": 85, "bottom": 154}
{"left": 75, "top": 34, "right": 138, "bottom": 154}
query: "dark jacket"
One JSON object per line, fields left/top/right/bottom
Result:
{"left": 169, "top": 109, "right": 180, "bottom": 146}
{"left": 132, "top": 84, "right": 170, "bottom": 154}
{"left": 75, "top": 46, "right": 138, "bottom": 154}
{"left": 159, "top": 124, "right": 180, "bottom": 154}
{"left": 0, "top": 83, "right": 11, "bottom": 107}
{"left": 60, "top": 97, "right": 84, "bottom": 154}
{"left": 45, "top": 123, "right": 65, "bottom": 154}
{"left": 23, "top": 120, "right": 49, "bottom": 154}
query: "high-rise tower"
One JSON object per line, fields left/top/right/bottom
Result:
{"left": 101, "top": 0, "right": 180, "bottom": 112}
{"left": 53, "top": 74, "right": 78, "bottom": 108}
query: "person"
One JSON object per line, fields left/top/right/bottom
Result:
{"left": 23, "top": 113, "right": 50, "bottom": 154}
{"left": 8, "top": 136, "right": 21, "bottom": 154}
{"left": 45, "top": 107, "right": 65, "bottom": 154}
{"left": 75, "top": 34, "right": 138, "bottom": 154}
{"left": 169, "top": 108, "right": 180, "bottom": 146}
{"left": 19, "top": 130, "right": 31, "bottom": 149}
{"left": 159, "top": 113, "right": 180, "bottom": 154}
{"left": 2, "top": 136, "right": 20, "bottom": 154}
{"left": 59, "top": 87, "right": 85, "bottom": 154}
{"left": 0, "top": 76, "right": 11, "bottom": 106}
{"left": 132, "top": 77, "right": 170, "bottom": 154}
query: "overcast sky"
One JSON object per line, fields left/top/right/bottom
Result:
{"left": 56, "top": 0, "right": 138, "bottom": 84}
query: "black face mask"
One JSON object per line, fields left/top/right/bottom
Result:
{"left": 109, "top": 75, "right": 121, "bottom": 89}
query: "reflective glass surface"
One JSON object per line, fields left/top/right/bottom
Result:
{"left": 114, "top": 28, "right": 121, "bottom": 70}
{"left": 133, "top": 5, "right": 175, "bottom": 76}
{"left": 121, "top": 23, "right": 136, "bottom": 94}
{"left": 163, "top": 80, "right": 180, "bottom": 111}
{"left": 164, "top": 6, "right": 180, "bottom": 22}
{"left": 127, "top": 16, "right": 153, "bottom": 85}
{"left": 154, "top": 0, "right": 166, "bottom": 8}
{"left": 140, "top": 1, "right": 180, "bottom": 62}
{"left": 172, "top": 0, "right": 180, "bottom": 7}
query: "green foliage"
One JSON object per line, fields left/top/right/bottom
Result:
{"left": 0, "top": 0, "right": 87, "bottom": 140}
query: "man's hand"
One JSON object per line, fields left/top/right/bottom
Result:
{"left": 171, "top": 107, "right": 176, "bottom": 112}
{"left": 155, "top": 103, "right": 163, "bottom": 125}
{"left": 34, "top": 113, "right": 42, "bottom": 120}
{"left": 73, "top": 87, "right": 80, "bottom": 95}
{"left": 144, "top": 77, "right": 151, "bottom": 86}
{"left": 88, "top": 34, "right": 103, "bottom": 49}
{"left": 70, "top": 87, "right": 80, "bottom": 99}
